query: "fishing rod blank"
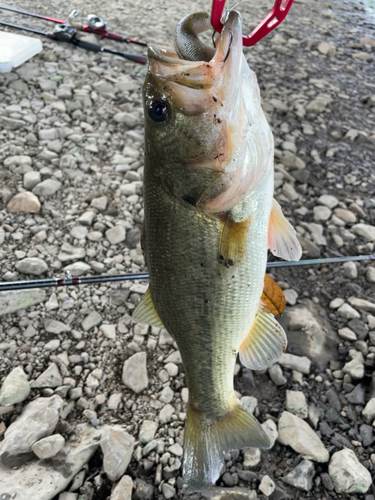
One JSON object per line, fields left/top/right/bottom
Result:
{"left": 0, "top": 4, "right": 147, "bottom": 46}
{"left": 0, "top": 20, "right": 147, "bottom": 64}
{"left": 0, "top": 254, "right": 373, "bottom": 292}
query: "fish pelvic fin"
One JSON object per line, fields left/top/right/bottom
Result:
{"left": 132, "top": 288, "right": 165, "bottom": 328}
{"left": 217, "top": 213, "right": 251, "bottom": 268}
{"left": 239, "top": 307, "right": 287, "bottom": 370}
{"left": 268, "top": 198, "right": 302, "bottom": 261}
{"left": 183, "top": 401, "right": 271, "bottom": 488}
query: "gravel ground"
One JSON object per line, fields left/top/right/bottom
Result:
{"left": 0, "top": 0, "right": 374, "bottom": 499}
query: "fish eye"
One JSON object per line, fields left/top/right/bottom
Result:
{"left": 148, "top": 100, "right": 169, "bottom": 123}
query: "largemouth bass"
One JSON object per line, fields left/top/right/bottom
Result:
{"left": 135, "top": 10, "right": 301, "bottom": 487}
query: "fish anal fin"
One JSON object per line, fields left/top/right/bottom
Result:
{"left": 132, "top": 288, "right": 165, "bottom": 329}
{"left": 261, "top": 273, "right": 286, "bottom": 316}
{"left": 183, "top": 401, "right": 270, "bottom": 487}
{"left": 218, "top": 214, "right": 251, "bottom": 268}
{"left": 268, "top": 199, "right": 302, "bottom": 261}
{"left": 239, "top": 308, "right": 287, "bottom": 370}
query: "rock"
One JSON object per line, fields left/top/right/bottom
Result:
{"left": 168, "top": 443, "right": 183, "bottom": 456}
{"left": 106, "top": 226, "right": 126, "bottom": 245}
{"left": 58, "top": 493, "right": 78, "bottom": 500}
{"left": 23, "top": 171, "right": 41, "bottom": 190}
{"left": 99, "top": 324, "right": 117, "bottom": 340}
{"left": 58, "top": 243, "right": 86, "bottom": 262}
{"left": 342, "top": 350, "right": 364, "bottom": 379}
{"left": 44, "top": 294, "right": 59, "bottom": 313}
{"left": 317, "top": 42, "right": 335, "bottom": 56}
{"left": 318, "top": 194, "right": 338, "bottom": 209}
{"left": 110, "top": 475, "right": 133, "bottom": 500}
{"left": 0, "top": 289, "right": 46, "bottom": 317}
{"left": 348, "top": 297, "right": 375, "bottom": 313}
{"left": 286, "top": 390, "right": 308, "bottom": 418}
{"left": 352, "top": 224, "right": 375, "bottom": 242}
{"left": 313, "top": 205, "right": 331, "bottom": 221}
{"left": 91, "top": 196, "right": 108, "bottom": 211}
{"left": 200, "top": 488, "right": 257, "bottom": 500}
{"left": 366, "top": 267, "right": 375, "bottom": 283}
{"left": 261, "top": 419, "right": 278, "bottom": 448}
{"left": 107, "top": 393, "right": 122, "bottom": 410}
{"left": 328, "top": 448, "right": 372, "bottom": 494}
{"left": 360, "top": 424, "right": 374, "bottom": 447}
{"left": 330, "top": 298, "right": 344, "bottom": 309}
{"left": 159, "top": 404, "right": 175, "bottom": 424}
{"left": 70, "top": 226, "right": 88, "bottom": 240}
{"left": 278, "top": 353, "right": 311, "bottom": 374}
{"left": 277, "top": 411, "right": 329, "bottom": 462}
{"left": 0, "top": 366, "right": 30, "bottom": 406}
{"left": 241, "top": 396, "right": 258, "bottom": 414}
{"left": 122, "top": 352, "right": 148, "bottom": 394}
{"left": 243, "top": 448, "right": 261, "bottom": 467}
{"left": 259, "top": 475, "right": 275, "bottom": 496}
{"left": 320, "top": 472, "right": 334, "bottom": 491}
{"left": 0, "top": 424, "right": 100, "bottom": 500}
{"left": 282, "top": 460, "right": 315, "bottom": 491}
{"left": 45, "top": 318, "right": 70, "bottom": 334}
{"left": 338, "top": 327, "right": 357, "bottom": 341}
{"left": 159, "top": 386, "right": 174, "bottom": 404}
{"left": 7, "top": 192, "right": 41, "bottom": 213}
{"left": 337, "top": 303, "right": 360, "bottom": 319}
{"left": 133, "top": 478, "right": 154, "bottom": 500}
{"left": 16, "top": 257, "right": 48, "bottom": 276}
{"left": 343, "top": 261, "right": 358, "bottom": 279}
{"left": 101, "top": 425, "right": 135, "bottom": 481}
{"left": 284, "top": 289, "right": 298, "bottom": 306}
{"left": 31, "top": 364, "right": 63, "bottom": 388}
{"left": 362, "top": 398, "right": 375, "bottom": 424}
{"left": 82, "top": 311, "right": 102, "bottom": 331}
{"left": 33, "top": 179, "right": 62, "bottom": 197}
{"left": 334, "top": 208, "right": 356, "bottom": 223}
{"left": 139, "top": 420, "right": 158, "bottom": 444}
{"left": 162, "top": 483, "right": 175, "bottom": 499}
{"left": 346, "top": 384, "right": 366, "bottom": 405}
{"left": 0, "top": 395, "right": 63, "bottom": 464}
{"left": 31, "top": 434, "right": 65, "bottom": 459}
{"left": 280, "top": 300, "right": 339, "bottom": 369}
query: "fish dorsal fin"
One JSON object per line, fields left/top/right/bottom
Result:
{"left": 261, "top": 273, "right": 286, "bottom": 316}
{"left": 239, "top": 307, "right": 287, "bottom": 370}
{"left": 132, "top": 288, "right": 165, "bottom": 328}
{"left": 268, "top": 199, "right": 302, "bottom": 261}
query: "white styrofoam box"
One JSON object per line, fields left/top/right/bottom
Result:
{"left": 0, "top": 31, "right": 43, "bottom": 72}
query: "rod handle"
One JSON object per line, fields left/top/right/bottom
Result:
{"left": 72, "top": 38, "right": 103, "bottom": 52}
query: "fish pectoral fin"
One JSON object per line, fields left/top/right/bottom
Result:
{"left": 132, "top": 288, "right": 165, "bottom": 328}
{"left": 183, "top": 402, "right": 270, "bottom": 487}
{"left": 239, "top": 308, "right": 287, "bottom": 370}
{"left": 218, "top": 213, "right": 251, "bottom": 268}
{"left": 268, "top": 198, "right": 302, "bottom": 261}
{"left": 261, "top": 273, "right": 286, "bottom": 316}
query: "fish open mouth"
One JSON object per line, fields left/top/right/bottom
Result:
{"left": 147, "top": 10, "right": 243, "bottom": 90}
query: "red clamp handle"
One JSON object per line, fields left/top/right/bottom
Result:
{"left": 211, "top": 0, "right": 295, "bottom": 46}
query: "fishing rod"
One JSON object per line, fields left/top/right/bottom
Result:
{"left": 0, "top": 5, "right": 147, "bottom": 46}
{"left": 0, "top": 20, "right": 147, "bottom": 64}
{"left": 0, "top": 254, "right": 373, "bottom": 293}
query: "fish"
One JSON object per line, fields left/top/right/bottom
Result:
{"left": 134, "top": 10, "right": 302, "bottom": 488}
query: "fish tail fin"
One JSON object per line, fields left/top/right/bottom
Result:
{"left": 182, "top": 401, "right": 271, "bottom": 488}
